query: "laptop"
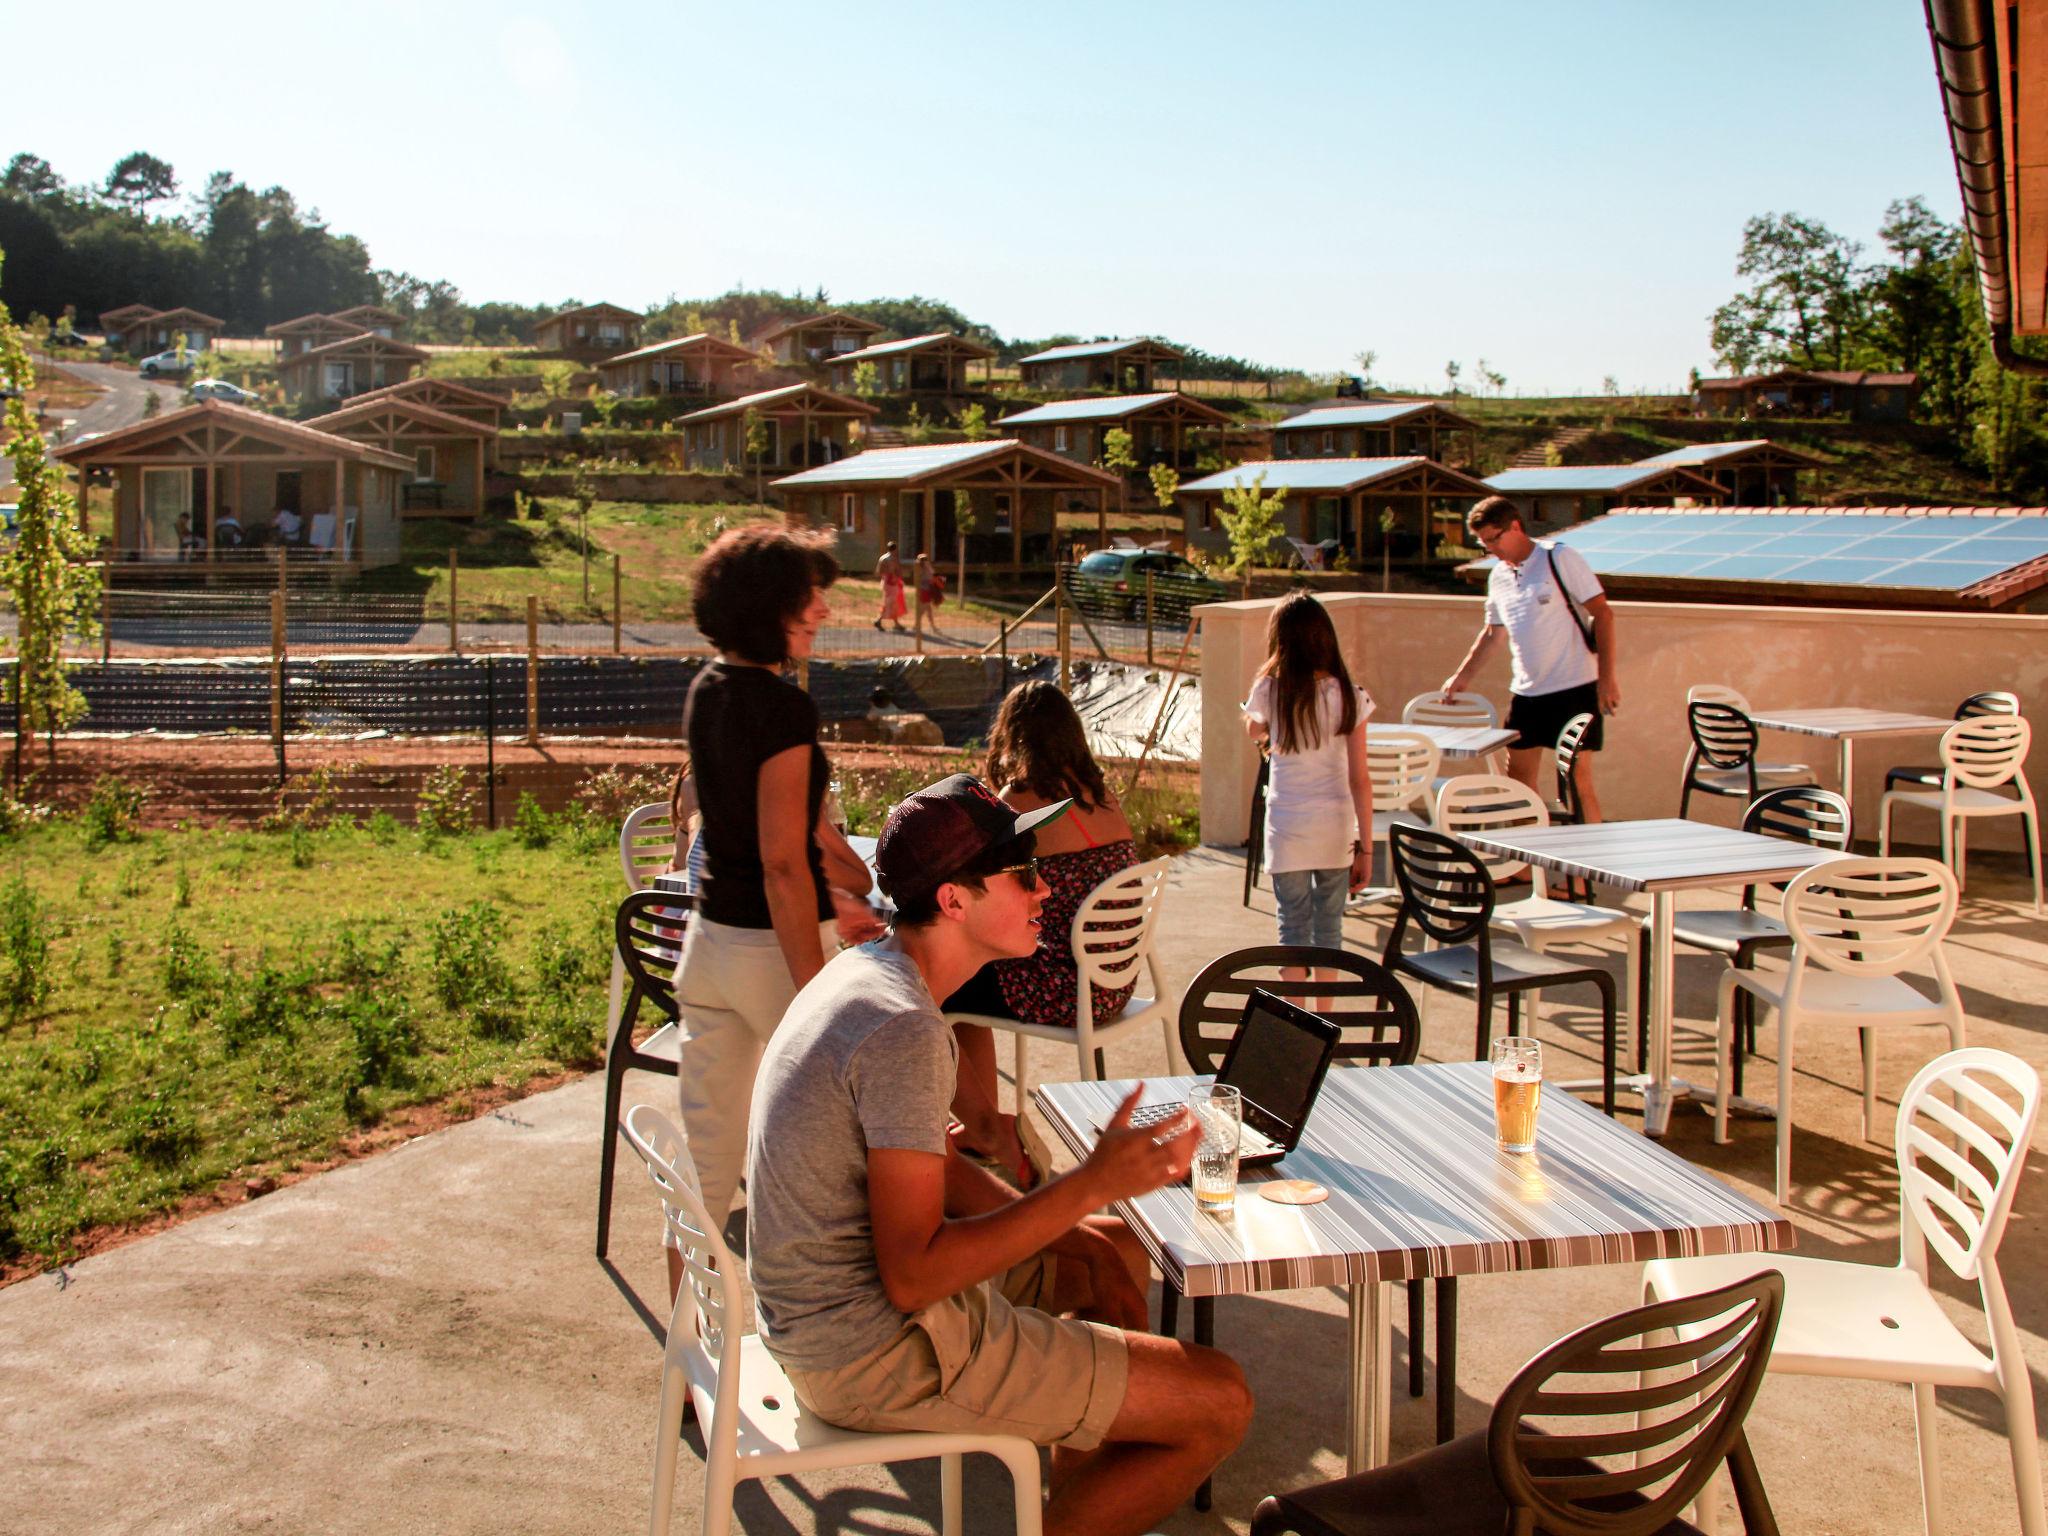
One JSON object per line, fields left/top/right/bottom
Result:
{"left": 1115, "top": 989, "right": 1342, "bottom": 1168}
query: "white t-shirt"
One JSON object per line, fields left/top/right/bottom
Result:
{"left": 1244, "top": 674, "right": 1375, "bottom": 875}
{"left": 1484, "top": 540, "right": 1603, "bottom": 698}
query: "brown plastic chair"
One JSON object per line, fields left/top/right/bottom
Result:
{"left": 1251, "top": 1271, "right": 1784, "bottom": 1536}
{"left": 596, "top": 888, "right": 687, "bottom": 1260}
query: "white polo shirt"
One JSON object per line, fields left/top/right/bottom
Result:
{"left": 1484, "top": 540, "right": 1603, "bottom": 698}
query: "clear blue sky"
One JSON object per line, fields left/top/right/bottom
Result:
{"left": 10, "top": 0, "right": 1959, "bottom": 391}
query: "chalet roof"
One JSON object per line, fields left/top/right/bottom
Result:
{"left": 995, "top": 392, "right": 1230, "bottom": 427}
{"left": 1017, "top": 337, "right": 1183, "bottom": 365}
{"left": 303, "top": 397, "right": 497, "bottom": 438}
{"left": 1633, "top": 439, "right": 1827, "bottom": 469}
{"left": 97, "top": 303, "right": 160, "bottom": 326}
{"left": 264, "top": 312, "right": 368, "bottom": 339}
{"left": 343, "top": 377, "right": 505, "bottom": 413}
{"left": 1695, "top": 369, "right": 1919, "bottom": 390}
{"left": 1180, "top": 457, "right": 1493, "bottom": 496}
{"left": 751, "top": 309, "right": 886, "bottom": 345}
{"left": 54, "top": 400, "right": 412, "bottom": 471}
{"left": 674, "top": 383, "right": 878, "bottom": 424}
{"left": 541, "top": 302, "right": 641, "bottom": 324}
{"left": 329, "top": 305, "right": 405, "bottom": 327}
{"left": 98, "top": 304, "right": 223, "bottom": 329}
{"left": 1485, "top": 464, "right": 1726, "bottom": 495}
{"left": 273, "top": 333, "right": 431, "bottom": 373}
{"left": 602, "top": 332, "right": 756, "bottom": 367}
{"left": 772, "top": 439, "right": 1118, "bottom": 491}
{"left": 1271, "top": 400, "right": 1479, "bottom": 432}
{"left": 828, "top": 332, "right": 997, "bottom": 364}
{"left": 147, "top": 307, "right": 226, "bottom": 328}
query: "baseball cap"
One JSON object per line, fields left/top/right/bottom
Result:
{"left": 874, "top": 774, "right": 1072, "bottom": 907}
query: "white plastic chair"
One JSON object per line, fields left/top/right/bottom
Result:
{"left": 1880, "top": 715, "right": 2041, "bottom": 913}
{"left": 609, "top": 802, "right": 680, "bottom": 1044}
{"left": 623, "top": 1106, "right": 1044, "bottom": 1536}
{"left": 1687, "top": 684, "right": 1753, "bottom": 710}
{"left": 1435, "top": 775, "right": 1639, "bottom": 1056}
{"left": 1647, "top": 1047, "right": 2043, "bottom": 1536}
{"left": 1366, "top": 728, "right": 1441, "bottom": 834}
{"left": 1710, "top": 857, "right": 1965, "bottom": 1205}
{"left": 945, "top": 855, "right": 1178, "bottom": 1105}
{"left": 1405, "top": 691, "right": 1503, "bottom": 798}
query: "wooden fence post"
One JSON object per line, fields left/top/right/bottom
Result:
{"left": 100, "top": 573, "right": 111, "bottom": 665}
{"left": 448, "top": 548, "right": 460, "bottom": 654}
{"left": 1144, "top": 570, "right": 1155, "bottom": 669}
{"left": 270, "top": 587, "right": 287, "bottom": 787}
{"left": 525, "top": 596, "right": 539, "bottom": 747}
{"left": 612, "top": 554, "right": 622, "bottom": 655}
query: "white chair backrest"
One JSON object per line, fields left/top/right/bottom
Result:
{"left": 1896, "top": 1048, "right": 2040, "bottom": 1282}
{"left": 1783, "top": 857, "right": 1958, "bottom": 978}
{"left": 1071, "top": 855, "right": 1172, "bottom": 996}
{"left": 1688, "top": 684, "right": 1753, "bottom": 711}
{"left": 1403, "top": 691, "right": 1499, "bottom": 729}
{"left": 623, "top": 1105, "right": 741, "bottom": 1370}
{"left": 1366, "top": 729, "right": 1442, "bottom": 814}
{"left": 1435, "top": 775, "right": 1548, "bottom": 886}
{"left": 1939, "top": 715, "right": 2031, "bottom": 791}
{"left": 620, "top": 801, "right": 678, "bottom": 893}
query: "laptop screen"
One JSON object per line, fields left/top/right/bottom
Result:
{"left": 1220, "top": 991, "right": 1338, "bottom": 1144}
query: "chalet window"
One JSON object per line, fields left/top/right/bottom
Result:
{"left": 324, "top": 362, "right": 354, "bottom": 398}
{"left": 1054, "top": 426, "right": 1070, "bottom": 452}
{"left": 599, "top": 322, "right": 624, "bottom": 344}
{"left": 142, "top": 467, "right": 191, "bottom": 558}
{"left": 414, "top": 447, "right": 436, "bottom": 483}
{"left": 1201, "top": 501, "right": 1215, "bottom": 531}
{"left": 574, "top": 322, "right": 589, "bottom": 340}
{"left": 841, "top": 493, "right": 858, "bottom": 531}
{"left": 831, "top": 335, "right": 858, "bottom": 353}
{"left": 892, "top": 360, "right": 908, "bottom": 388}
{"left": 1150, "top": 426, "right": 1166, "bottom": 450}
{"left": 993, "top": 495, "right": 1013, "bottom": 535}
{"left": 1320, "top": 431, "right": 1335, "bottom": 455}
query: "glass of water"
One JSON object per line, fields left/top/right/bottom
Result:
{"left": 1187, "top": 1083, "right": 1243, "bottom": 1215}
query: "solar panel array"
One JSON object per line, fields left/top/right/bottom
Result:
{"left": 1550, "top": 512, "right": 2048, "bottom": 591}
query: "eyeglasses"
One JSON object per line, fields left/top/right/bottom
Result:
{"left": 990, "top": 858, "right": 1041, "bottom": 887}
{"left": 1473, "top": 527, "right": 1506, "bottom": 546}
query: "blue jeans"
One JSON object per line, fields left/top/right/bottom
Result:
{"left": 1272, "top": 867, "right": 1348, "bottom": 949}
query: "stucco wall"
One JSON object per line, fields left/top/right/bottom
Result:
{"left": 1198, "top": 592, "right": 2048, "bottom": 853}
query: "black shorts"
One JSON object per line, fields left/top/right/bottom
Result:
{"left": 1505, "top": 682, "right": 1603, "bottom": 753}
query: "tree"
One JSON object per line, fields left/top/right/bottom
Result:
{"left": 1378, "top": 506, "right": 1397, "bottom": 592}
{"left": 1352, "top": 349, "right": 1377, "bottom": 386}
{"left": 570, "top": 462, "right": 596, "bottom": 609}
{"left": 1216, "top": 472, "right": 1286, "bottom": 592}
{"left": 103, "top": 152, "right": 177, "bottom": 215}
{"left": 953, "top": 489, "right": 978, "bottom": 602}
{"left": 851, "top": 360, "right": 879, "bottom": 398}
{"left": 2, "top": 154, "right": 62, "bottom": 201}
{"left": 957, "top": 402, "right": 989, "bottom": 440}
{"left": 1602, "top": 375, "right": 1620, "bottom": 396}
{"left": 1708, "top": 212, "right": 1865, "bottom": 372}
{"left": 1444, "top": 360, "right": 1461, "bottom": 396}
{"left": 1148, "top": 463, "right": 1179, "bottom": 512}
{"left": 0, "top": 264, "right": 102, "bottom": 786}
{"left": 1479, "top": 361, "right": 1506, "bottom": 396}
{"left": 742, "top": 408, "right": 770, "bottom": 508}
{"left": 1098, "top": 426, "right": 1136, "bottom": 545}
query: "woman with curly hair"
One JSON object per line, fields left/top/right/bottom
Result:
{"left": 943, "top": 681, "right": 1137, "bottom": 1181}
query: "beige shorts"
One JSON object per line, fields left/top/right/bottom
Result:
{"left": 784, "top": 1254, "right": 1130, "bottom": 1452}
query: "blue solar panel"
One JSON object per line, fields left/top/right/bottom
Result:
{"left": 1544, "top": 512, "right": 2048, "bottom": 594}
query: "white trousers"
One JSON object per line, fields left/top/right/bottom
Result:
{"left": 673, "top": 915, "right": 837, "bottom": 1231}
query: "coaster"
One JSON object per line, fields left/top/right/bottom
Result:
{"left": 1260, "top": 1179, "right": 1329, "bottom": 1206}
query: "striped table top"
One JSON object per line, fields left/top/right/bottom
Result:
{"left": 1371, "top": 722, "right": 1518, "bottom": 760}
{"left": 1455, "top": 817, "right": 1844, "bottom": 894}
{"left": 1035, "top": 1062, "right": 1791, "bottom": 1298}
{"left": 1748, "top": 706, "right": 1954, "bottom": 740}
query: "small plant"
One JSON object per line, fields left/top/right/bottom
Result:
{"left": 0, "top": 784, "right": 46, "bottom": 839}
{"left": 122, "top": 1085, "right": 199, "bottom": 1168}
{"left": 160, "top": 919, "right": 216, "bottom": 1001}
{"left": 850, "top": 360, "right": 879, "bottom": 398}
{"left": 213, "top": 958, "right": 303, "bottom": 1055}
{"left": 512, "top": 792, "right": 554, "bottom": 849}
{"left": 114, "top": 856, "right": 144, "bottom": 899}
{"left": 103, "top": 929, "right": 124, "bottom": 978}
{"left": 572, "top": 767, "right": 671, "bottom": 826}
{"left": 80, "top": 775, "right": 145, "bottom": 850}
{"left": 172, "top": 862, "right": 191, "bottom": 909}
{"left": 1148, "top": 463, "right": 1180, "bottom": 512}
{"left": 365, "top": 810, "right": 401, "bottom": 845}
{"left": 0, "top": 875, "right": 52, "bottom": 1025}
{"left": 428, "top": 900, "right": 519, "bottom": 1035}
{"left": 1216, "top": 472, "right": 1287, "bottom": 585}
{"left": 415, "top": 765, "right": 478, "bottom": 839}
{"left": 333, "top": 923, "right": 404, "bottom": 990}
{"left": 288, "top": 823, "right": 314, "bottom": 869}
{"left": 339, "top": 992, "right": 423, "bottom": 1122}
{"left": 958, "top": 402, "right": 989, "bottom": 440}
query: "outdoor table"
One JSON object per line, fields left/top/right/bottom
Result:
{"left": 1035, "top": 1062, "right": 1792, "bottom": 1474}
{"left": 1453, "top": 819, "right": 1843, "bottom": 1137}
{"left": 1370, "top": 721, "right": 1518, "bottom": 761}
{"left": 1746, "top": 707, "right": 1953, "bottom": 827}
{"left": 652, "top": 835, "right": 884, "bottom": 905}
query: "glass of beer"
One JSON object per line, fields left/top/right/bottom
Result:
{"left": 1491, "top": 1037, "right": 1543, "bottom": 1154}
{"left": 1187, "top": 1084, "right": 1243, "bottom": 1215}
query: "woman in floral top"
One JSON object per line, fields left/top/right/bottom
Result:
{"left": 944, "top": 682, "right": 1137, "bottom": 1180}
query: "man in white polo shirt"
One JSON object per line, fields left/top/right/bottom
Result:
{"left": 1441, "top": 496, "right": 1619, "bottom": 821}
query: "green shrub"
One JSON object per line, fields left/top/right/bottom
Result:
{"left": 332, "top": 924, "right": 403, "bottom": 990}
{"left": 103, "top": 930, "right": 124, "bottom": 978}
{"left": 160, "top": 920, "right": 216, "bottom": 1001}
{"left": 339, "top": 993, "right": 423, "bottom": 1122}
{"left": 172, "top": 863, "right": 191, "bottom": 910}
{"left": 512, "top": 792, "right": 554, "bottom": 849}
{"left": 573, "top": 767, "right": 671, "bottom": 826}
{"left": 415, "top": 766, "right": 477, "bottom": 839}
{"left": 533, "top": 996, "right": 600, "bottom": 1067}
{"left": 213, "top": 959, "right": 303, "bottom": 1055}
{"left": 365, "top": 810, "right": 401, "bottom": 845}
{"left": 288, "top": 823, "right": 313, "bottom": 869}
{"left": 428, "top": 900, "right": 519, "bottom": 1035}
{"left": 81, "top": 775, "right": 145, "bottom": 850}
{"left": 114, "top": 856, "right": 144, "bottom": 899}
{"left": 122, "top": 1085, "right": 200, "bottom": 1167}
{"left": 0, "top": 875, "right": 52, "bottom": 1025}
{"left": 0, "top": 785, "right": 47, "bottom": 839}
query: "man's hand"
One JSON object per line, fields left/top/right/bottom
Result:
{"left": 829, "top": 887, "right": 887, "bottom": 947}
{"left": 1348, "top": 844, "right": 1372, "bottom": 894}
{"left": 1084, "top": 1086, "right": 1197, "bottom": 1205}
{"left": 1439, "top": 673, "right": 1468, "bottom": 702}
{"left": 1598, "top": 675, "right": 1622, "bottom": 716}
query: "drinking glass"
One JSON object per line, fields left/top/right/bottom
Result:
{"left": 1491, "top": 1036, "right": 1544, "bottom": 1154}
{"left": 1187, "top": 1084, "right": 1243, "bottom": 1215}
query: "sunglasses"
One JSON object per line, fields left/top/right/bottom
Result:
{"left": 990, "top": 858, "right": 1041, "bottom": 887}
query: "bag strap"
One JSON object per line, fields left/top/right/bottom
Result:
{"left": 1545, "top": 544, "right": 1598, "bottom": 652}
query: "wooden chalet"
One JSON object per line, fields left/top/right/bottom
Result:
{"left": 275, "top": 333, "right": 430, "bottom": 406}
{"left": 1694, "top": 368, "right": 1919, "bottom": 423}
{"left": 266, "top": 312, "right": 371, "bottom": 357}
{"left": 54, "top": 400, "right": 408, "bottom": 573}
{"left": 1179, "top": 458, "right": 1494, "bottom": 564}
{"left": 328, "top": 305, "right": 404, "bottom": 336}
{"left": 774, "top": 440, "right": 1118, "bottom": 571}
{"left": 1483, "top": 464, "right": 1728, "bottom": 530}
{"left": 98, "top": 305, "right": 226, "bottom": 356}
{"left": 304, "top": 397, "right": 497, "bottom": 516}
{"left": 674, "top": 383, "right": 877, "bottom": 472}
{"left": 1016, "top": 338, "right": 1181, "bottom": 393}
{"left": 1270, "top": 401, "right": 1479, "bottom": 467}
{"left": 753, "top": 310, "right": 886, "bottom": 367}
{"left": 341, "top": 376, "right": 504, "bottom": 432}
{"left": 533, "top": 302, "right": 642, "bottom": 358}
{"left": 995, "top": 392, "right": 1231, "bottom": 478}
{"left": 824, "top": 333, "right": 995, "bottom": 395}
{"left": 1629, "top": 439, "right": 1825, "bottom": 504}
{"left": 597, "top": 333, "right": 758, "bottom": 399}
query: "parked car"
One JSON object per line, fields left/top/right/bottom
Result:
{"left": 191, "top": 378, "right": 260, "bottom": 406}
{"left": 1066, "top": 548, "right": 1229, "bottom": 625}
{"left": 139, "top": 349, "right": 196, "bottom": 378}
{"left": 45, "top": 330, "right": 91, "bottom": 349}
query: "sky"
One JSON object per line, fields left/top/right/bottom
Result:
{"left": 8, "top": 0, "right": 1962, "bottom": 392}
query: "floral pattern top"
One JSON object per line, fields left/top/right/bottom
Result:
{"left": 990, "top": 838, "right": 1139, "bottom": 1028}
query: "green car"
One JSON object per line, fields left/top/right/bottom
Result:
{"left": 1066, "top": 549, "right": 1229, "bottom": 625}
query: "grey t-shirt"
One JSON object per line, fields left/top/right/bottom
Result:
{"left": 745, "top": 937, "right": 957, "bottom": 1371}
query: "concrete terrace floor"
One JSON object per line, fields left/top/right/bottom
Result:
{"left": 5, "top": 844, "right": 2046, "bottom": 1535}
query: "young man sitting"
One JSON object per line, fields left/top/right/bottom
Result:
{"left": 745, "top": 774, "right": 1252, "bottom": 1536}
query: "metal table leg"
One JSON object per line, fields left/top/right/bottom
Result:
{"left": 1643, "top": 890, "right": 1679, "bottom": 1137}
{"left": 1346, "top": 1280, "right": 1392, "bottom": 1473}
{"left": 1840, "top": 738, "right": 1857, "bottom": 844}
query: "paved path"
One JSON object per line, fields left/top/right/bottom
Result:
{"left": 3, "top": 355, "right": 181, "bottom": 497}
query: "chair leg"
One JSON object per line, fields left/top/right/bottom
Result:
{"left": 1776, "top": 1013, "right": 1797, "bottom": 1207}
{"left": 1713, "top": 976, "right": 1738, "bottom": 1147}
{"left": 941, "top": 1451, "right": 964, "bottom": 1536}
{"left": 1912, "top": 1380, "right": 1946, "bottom": 1536}
{"left": 1860, "top": 1026, "right": 1877, "bottom": 1143}
{"left": 1881, "top": 794, "right": 1895, "bottom": 857}
{"left": 606, "top": 946, "right": 625, "bottom": 1042}
{"left": 1680, "top": 776, "right": 1694, "bottom": 821}
{"left": 1596, "top": 978, "right": 1617, "bottom": 1117}
{"left": 1635, "top": 928, "right": 1650, "bottom": 1074}
{"left": 596, "top": 1038, "right": 630, "bottom": 1260}
{"left": 1406, "top": 1279, "right": 1425, "bottom": 1397}
{"left": 1093, "top": 1047, "right": 1108, "bottom": 1079}
{"left": 1997, "top": 1321, "right": 2048, "bottom": 1536}
{"left": 648, "top": 1358, "right": 691, "bottom": 1536}
{"left": 2025, "top": 806, "right": 2045, "bottom": 917}
{"left": 1475, "top": 984, "right": 1492, "bottom": 1060}
{"left": 1159, "top": 1283, "right": 1179, "bottom": 1339}
{"left": 1435, "top": 1277, "right": 1458, "bottom": 1446}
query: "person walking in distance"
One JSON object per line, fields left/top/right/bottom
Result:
{"left": 875, "top": 540, "right": 908, "bottom": 632}
{"left": 1440, "top": 496, "right": 1619, "bottom": 821}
